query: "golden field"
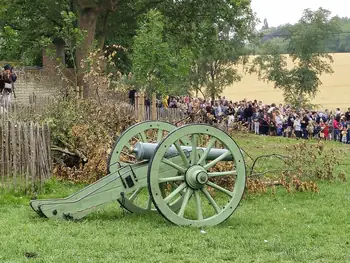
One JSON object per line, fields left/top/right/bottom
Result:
{"left": 223, "top": 53, "right": 350, "bottom": 111}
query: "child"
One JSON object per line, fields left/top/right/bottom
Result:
{"left": 341, "top": 130, "right": 347, "bottom": 144}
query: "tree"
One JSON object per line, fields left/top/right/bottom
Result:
{"left": 0, "top": 0, "right": 68, "bottom": 64}
{"left": 132, "top": 10, "right": 193, "bottom": 96}
{"left": 262, "top": 18, "right": 269, "bottom": 30}
{"left": 251, "top": 8, "right": 340, "bottom": 108}
{"left": 0, "top": 0, "right": 258, "bottom": 99}
{"left": 259, "top": 16, "right": 350, "bottom": 53}
{"left": 187, "top": 2, "right": 258, "bottom": 101}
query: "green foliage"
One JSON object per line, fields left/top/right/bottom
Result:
{"left": 132, "top": 10, "right": 193, "bottom": 96}
{"left": 284, "top": 141, "right": 345, "bottom": 183}
{"left": 252, "top": 8, "right": 340, "bottom": 108}
{"left": 0, "top": 0, "right": 68, "bottom": 65}
{"left": 0, "top": 26, "right": 21, "bottom": 61}
{"left": 185, "top": 1, "right": 258, "bottom": 100}
{"left": 54, "top": 11, "right": 86, "bottom": 66}
{"left": 38, "top": 98, "right": 136, "bottom": 182}
{"left": 261, "top": 12, "right": 349, "bottom": 54}
{"left": 328, "top": 17, "right": 350, "bottom": 52}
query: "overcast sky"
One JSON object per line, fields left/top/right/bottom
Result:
{"left": 251, "top": 0, "right": 350, "bottom": 27}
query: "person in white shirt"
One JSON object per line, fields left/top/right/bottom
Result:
{"left": 293, "top": 116, "right": 302, "bottom": 138}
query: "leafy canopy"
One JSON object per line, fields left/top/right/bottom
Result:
{"left": 251, "top": 8, "right": 340, "bottom": 108}
{"left": 132, "top": 10, "right": 193, "bottom": 96}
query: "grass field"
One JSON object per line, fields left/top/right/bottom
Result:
{"left": 224, "top": 53, "right": 350, "bottom": 111}
{"left": 1, "top": 134, "right": 350, "bottom": 263}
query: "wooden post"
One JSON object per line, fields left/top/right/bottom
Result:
{"left": 29, "top": 122, "right": 36, "bottom": 193}
{"left": 11, "top": 121, "right": 16, "bottom": 190}
{"left": 1, "top": 115, "right": 4, "bottom": 189}
{"left": 151, "top": 93, "right": 157, "bottom": 120}
{"left": 139, "top": 93, "right": 145, "bottom": 121}
{"left": 23, "top": 123, "right": 29, "bottom": 191}
{"left": 135, "top": 92, "right": 140, "bottom": 121}
{"left": 5, "top": 120, "right": 10, "bottom": 190}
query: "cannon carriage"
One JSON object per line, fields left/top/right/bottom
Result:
{"left": 30, "top": 121, "right": 246, "bottom": 227}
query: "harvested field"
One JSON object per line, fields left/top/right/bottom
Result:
{"left": 223, "top": 53, "right": 350, "bottom": 111}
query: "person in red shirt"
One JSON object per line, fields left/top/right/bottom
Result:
{"left": 319, "top": 119, "right": 329, "bottom": 140}
{"left": 333, "top": 115, "right": 341, "bottom": 141}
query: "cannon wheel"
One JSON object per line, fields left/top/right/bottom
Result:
{"left": 147, "top": 124, "right": 246, "bottom": 227}
{"left": 108, "top": 121, "right": 190, "bottom": 214}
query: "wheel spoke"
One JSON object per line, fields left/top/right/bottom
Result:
{"left": 139, "top": 131, "right": 147, "bottom": 142}
{"left": 170, "top": 182, "right": 185, "bottom": 195}
{"left": 121, "top": 150, "right": 136, "bottom": 159}
{"left": 157, "top": 129, "right": 163, "bottom": 142}
{"left": 203, "top": 151, "right": 231, "bottom": 170}
{"left": 129, "top": 188, "right": 142, "bottom": 202}
{"left": 208, "top": 171, "right": 237, "bottom": 178}
{"left": 206, "top": 181, "right": 234, "bottom": 197}
{"left": 169, "top": 195, "right": 183, "bottom": 206}
{"left": 164, "top": 183, "right": 187, "bottom": 204}
{"left": 162, "top": 158, "right": 186, "bottom": 174}
{"left": 191, "top": 134, "right": 198, "bottom": 165}
{"left": 201, "top": 187, "right": 222, "bottom": 214}
{"left": 158, "top": 175, "right": 185, "bottom": 183}
{"left": 174, "top": 141, "right": 190, "bottom": 168}
{"left": 178, "top": 188, "right": 193, "bottom": 217}
{"left": 194, "top": 191, "right": 203, "bottom": 220}
{"left": 197, "top": 137, "right": 217, "bottom": 165}
{"left": 125, "top": 143, "right": 132, "bottom": 151}
{"left": 146, "top": 196, "right": 152, "bottom": 210}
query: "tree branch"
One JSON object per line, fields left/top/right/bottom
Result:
{"left": 58, "top": 138, "right": 88, "bottom": 162}
{"left": 51, "top": 146, "right": 77, "bottom": 156}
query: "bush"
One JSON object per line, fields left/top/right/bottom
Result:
{"left": 41, "top": 99, "right": 136, "bottom": 183}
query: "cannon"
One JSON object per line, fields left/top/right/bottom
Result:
{"left": 30, "top": 121, "right": 246, "bottom": 227}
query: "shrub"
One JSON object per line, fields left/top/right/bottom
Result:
{"left": 41, "top": 99, "right": 136, "bottom": 183}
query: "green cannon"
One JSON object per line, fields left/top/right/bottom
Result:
{"left": 30, "top": 121, "right": 246, "bottom": 227}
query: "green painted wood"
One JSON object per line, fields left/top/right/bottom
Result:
{"left": 147, "top": 124, "right": 246, "bottom": 227}
{"left": 37, "top": 156, "right": 182, "bottom": 220}
{"left": 107, "top": 121, "right": 188, "bottom": 214}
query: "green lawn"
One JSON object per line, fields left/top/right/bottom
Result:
{"left": 0, "top": 134, "right": 350, "bottom": 263}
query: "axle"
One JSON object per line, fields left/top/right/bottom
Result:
{"left": 130, "top": 142, "right": 233, "bottom": 161}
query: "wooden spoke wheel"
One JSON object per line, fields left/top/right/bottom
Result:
{"left": 148, "top": 124, "right": 246, "bottom": 227}
{"left": 108, "top": 121, "right": 189, "bottom": 214}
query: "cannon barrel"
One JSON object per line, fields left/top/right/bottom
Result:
{"left": 131, "top": 142, "right": 233, "bottom": 161}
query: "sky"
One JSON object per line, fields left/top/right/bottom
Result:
{"left": 251, "top": 0, "right": 350, "bottom": 28}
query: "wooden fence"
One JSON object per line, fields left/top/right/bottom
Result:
{"left": 1, "top": 93, "right": 187, "bottom": 123}
{"left": 0, "top": 94, "right": 56, "bottom": 122}
{"left": 0, "top": 120, "right": 52, "bottom": 192}
{"left": 134, "top": 93, "right": 186, "bottom": 123}
{"left": 137, "top": 106, "right": 186, "bottom": 122}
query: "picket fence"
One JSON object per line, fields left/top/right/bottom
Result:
{"left": 0, "top": 119, "right": 52, "bottom": 192}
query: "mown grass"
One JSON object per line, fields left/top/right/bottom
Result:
{"left": 0, "top": 134, "right": 349, "bottom": 263}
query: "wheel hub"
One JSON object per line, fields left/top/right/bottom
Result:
{"left": 185, "top": 165, "right": 208, "bottom": 189}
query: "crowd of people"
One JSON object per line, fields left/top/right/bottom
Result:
{"left": 151, "top": 95, "right": 350, "bottom": 144}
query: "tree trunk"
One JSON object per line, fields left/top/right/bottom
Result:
{"left": 98, "top": 11, "right": 110, "bottom": 50}
{"left": 76, "top": 7, "right": 99, "bottom": 99}
{"left": 210, "top": 62, "right": 216, "bottom": 103}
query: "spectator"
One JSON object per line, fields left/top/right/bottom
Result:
{"left": 294, "top": 115, "right": 302, "bottom": 138}
{"left": 345, "top": 108, "right": 350, "bottom": 122}
{"left": 333, "top": 115, "right": 341, "bottom": 141}
{"left": 128, "top": 89, "right": 136, "bottom": 105}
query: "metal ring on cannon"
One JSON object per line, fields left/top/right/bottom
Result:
{"left": 147, "top": 124, "right": 246, "bottom": 227}
{"left": 108, "top": 121, "right": 190, "bottom": 214}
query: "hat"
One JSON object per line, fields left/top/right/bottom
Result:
{"left": 4, "top": 64, "right": 11, "bottom": 70}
